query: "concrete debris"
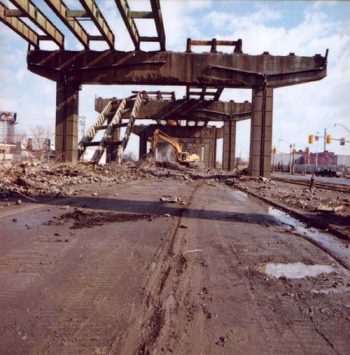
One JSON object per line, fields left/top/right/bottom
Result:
{"left": 234, "top": 177, "right": 350, "bottom": 239}
{"left": 183, "top": 249, "right": 204, "bottom": 255}
{"left": 1, "top": 160, "right": 348, "bottom": 239}
{"left": 259, "top": 177, "right": 269, "bottom": 183}
{"left": 0, "top": 161, "right": 237, "bottom": 201}
{"left": 160, "top": 195, "right": 180, "bottom": 203}
{"left": 316, "top": 204, "right": 344, "bottom": 213}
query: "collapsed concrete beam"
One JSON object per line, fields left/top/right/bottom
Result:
{"left": 95, "top": 98, "right": 252, "bottom": 122}
{"left": 27, "top": 49, "right": 327, "bottom": 88}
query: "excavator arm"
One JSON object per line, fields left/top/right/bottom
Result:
{"left": 151, "top": 129, "right": 200, "bottom": 165}
{"left": 151, "top": 129, "right": 183, "bottom": 158}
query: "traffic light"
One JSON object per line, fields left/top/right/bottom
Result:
{"left": 272, "top": 147, "right": 277, "bottom": 154}
{"left": 340, "top": 138, "right": 345, "bottom": 146}
{"left": 326, "top": 134, "right": 332, "bottom": 144}
{"left": 308, "top": 134, "right": 314, "bottom": 144}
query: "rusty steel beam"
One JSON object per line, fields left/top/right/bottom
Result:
{"left": 79, "top": 0, "right": 114, "bottom": 48}
{"left": 0, "top": 2, "right": 39, "bottom": 48}
{"left": 45, "top": 0, "right": 89, "bottom": 49}
{"left": 4, "top": 8, "right": 23, "bottom": 17}
{"left": 150, "top": 0, "right": 165, "bottom": 50}
{"left": 10, "top": 0, "right": 64, "bottom": 48}
{"left": 129, "top": 11, "right": 153, "bottom": 19}
{"left": 115, "top": 0, "right": 165, "bottom": 50}
{"left": 27, "top": 50, "right": 327, "bottom": 88}
{"left": 213, "top": 87, "right": 224, "bottom": 100}
{"left": 115, "top": 0, "right": 140, "bottom": 50}
{"left": 187, "top": 38, "right": 242, "bottom": 54}
{"left": 186, "top": 85, "right": 223, "bottom": 101}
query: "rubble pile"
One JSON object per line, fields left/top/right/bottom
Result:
{"left": 0, "top": 160, "right": 238, "bottom": 200}
{"left": 1, "top": 161, "right": 349, "bottom": 238}
{"left": 0, "top": 161, "right": 150, "bottom": 199}
{"left": 235, "top": 177, "right": 350, "bottom": 214}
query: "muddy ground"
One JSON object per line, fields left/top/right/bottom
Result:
{"left": 0, "top": 170, "right": 350, "bottom": 354}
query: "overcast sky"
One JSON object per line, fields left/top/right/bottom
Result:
{"left": 0, "top": 0, "right": 349, "bottom": 160}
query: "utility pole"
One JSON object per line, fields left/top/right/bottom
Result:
{"left": 323, "top": 128, "right": 327, "bottom": 152}
{"left": 79, "top": 115, "right": 86, "bottom": 138}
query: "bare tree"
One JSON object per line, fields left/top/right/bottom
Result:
{"left": 29, "top": 126, "right": 53, "bottom": 160}
{"left": 14, "top": 129, "right": 28, "bottom": 146}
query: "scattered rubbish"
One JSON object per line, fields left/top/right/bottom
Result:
{"left": 160, "top": 195, "right": 180, "bottom": 203}
{"left": 16, "top": 199, "right": 22, "bottom": 205}
{"left": 164, "top": 213, "right": 171, "bottom": 217}
{"left": 259, "top": 177, "right": 269, "bottom": 183}
{"left": 180, "top": 225, "right": 188, "bottom": 229}
{"left": 258, "top": 262, "right": 336, "bottom": 279}
{"left": 183, "top": 249, "right": 204, "bottom": 255}
{"left": 215, "top": 336, "right": 227, "bottom": 347}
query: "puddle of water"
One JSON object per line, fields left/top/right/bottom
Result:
{"left": 230, "top": 189, "right": 248, "bottom": 202}
{"left": 260, "top": 262, "right": 336, "bottom": 279}
{"left": 268, "top": 207, "right": 350, "bottom": 271}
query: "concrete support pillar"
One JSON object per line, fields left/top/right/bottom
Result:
{"left": 213, "top": 127, "right": 217, "bottom": 169}
{"left": 56, "top": 81, "right": 80, "bottom": 163}
{"left": 106, "top": 125, "right": 120, "bottom": 162}
{"left": 248, "top": 86, "right": 273, "bottom": 177}
{"left": 222, "top": 120, "right": 236, "bottom": 170}
{"left": 139, "top": 132, "right": 148, "bottom": 159}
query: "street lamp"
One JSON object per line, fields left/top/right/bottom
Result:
{"left": 334, "top": 123, "right": 350, "bottom": 136}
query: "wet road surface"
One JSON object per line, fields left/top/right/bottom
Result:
{"left": 0, "top": 179, "right": 350, "bottom": 354}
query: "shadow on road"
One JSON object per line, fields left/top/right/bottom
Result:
{"left": 39, "top": 195, "right": 281, "bottom": 226}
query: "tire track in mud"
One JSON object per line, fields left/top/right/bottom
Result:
{"left": 121, "top": 182, "right": 203, "bottom": 354}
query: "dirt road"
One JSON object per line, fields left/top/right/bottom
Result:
{"left": 1, "top": 179, "right": 349, "bottom": 354}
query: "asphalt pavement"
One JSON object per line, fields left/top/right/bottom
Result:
{"left": 0, "top": 179, "right": 349, "bottom": 354}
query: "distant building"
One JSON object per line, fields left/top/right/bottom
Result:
{"left": 0, "top": 112, "right": 17, "bottom": 144}
{"left": 272, "top": 150, "right": 350, "bottom": 173}
{"left": 298, "top": 151, "right": 337, "bottom": 166}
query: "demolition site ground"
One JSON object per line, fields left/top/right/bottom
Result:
{"left": 0, "top": 162, "right": 350, "bottom": 354}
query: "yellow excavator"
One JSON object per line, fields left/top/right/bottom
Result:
{"left": 151, "top": 129, "right": 200, "bottom": 166}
